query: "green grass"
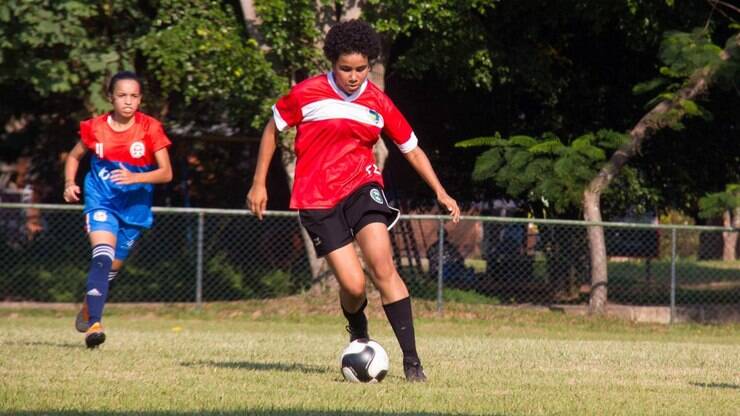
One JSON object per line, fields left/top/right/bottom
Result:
{"left": 1, "top": 299, "right": 739, "bottom": 416}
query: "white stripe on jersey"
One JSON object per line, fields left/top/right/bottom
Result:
{"left": 398, "top": 132, "right": 419, "bottom": 154}
{"left": 95, "top": 143, "right": 103, "bottom": 158}
{"left": 272, "top": 104, "right": 289, "bottom": 132}
{"left": 301, "top": 99, "right": 385, "bottom": 129}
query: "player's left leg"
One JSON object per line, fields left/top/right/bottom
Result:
{"left": 75, "top": 257, "right": 122, "bottom": 333}
{"left": 108, "top": 225, "right": 142, "bottom": 285}
{"left": 355, "top": 223, "right": 427, "bottom": 382}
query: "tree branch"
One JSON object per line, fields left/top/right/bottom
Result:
{"left": 587, "top": 31, "right": 740, "bottom": 196}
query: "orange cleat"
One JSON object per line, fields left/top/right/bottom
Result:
{"left": 84, "top": 322, "right": 106, "bottom": 349}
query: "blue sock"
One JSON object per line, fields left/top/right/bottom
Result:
{"left": 86, "top": 244, "right": 114, "bottom": 325}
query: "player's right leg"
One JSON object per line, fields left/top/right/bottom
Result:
{"left": 76, "top": 210, "right": 118, "bottom": 348}
{"left": 299, "top": 208, "right": 368, "bottom": 342}
{"left": 325, "top": 245, "right": 369, "bottom": 341}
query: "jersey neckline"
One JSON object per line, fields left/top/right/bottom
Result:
{"left": 326, "top": 72, "right": 368, "bottom": 102}
{"left": 105, "top": 112, "right": 139, "bottom": 134}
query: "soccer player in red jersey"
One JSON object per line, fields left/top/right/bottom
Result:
{"left": 63, "top": 71, "right": 173, "bottom": 348}
{"left": 247, "top": 20, "right": 460, "bottom": 382}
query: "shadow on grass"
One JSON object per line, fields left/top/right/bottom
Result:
{"left": 181, "top": 360, "right": 331, "bottom": 374}
{"left": 2, "top": 340, "right": 80, "bottom": 349}
{"left": 690, "top": 381, "right": 740, "bottom": 389}
{"left": 1, "top": 412, "right": 507, "bottom": 416}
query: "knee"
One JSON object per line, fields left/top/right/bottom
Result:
{"left": 342, "top": 277, "right": 366, "bottom": 299}
{"left": 370, "top": 260, "right": 398, "bottom": 283}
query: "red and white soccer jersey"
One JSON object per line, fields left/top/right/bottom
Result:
{"left": 273, "top": 73, "right": 418, "bottom": 209}
{"left": 79, "top": 112, "right": 171, "bottom": 228}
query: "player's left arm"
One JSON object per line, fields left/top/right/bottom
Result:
{"left": 402, "top": 146, "right": 461, "bottom": 223}
{"left": 111, "top": 148, "right": 173, "bottom": 185}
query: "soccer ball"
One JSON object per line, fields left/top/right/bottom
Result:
{"left": 340, "top": 339, "right": 389, "bottom": 383}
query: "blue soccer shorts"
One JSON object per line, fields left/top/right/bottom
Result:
{"left": 85, "top": 209, "right": 142, "bottom": 260}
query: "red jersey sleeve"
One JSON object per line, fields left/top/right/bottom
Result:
{"left": 272, "top": 88, "right": 303, "bottom": 132}
{"left": 147, "top": 119, "right": 172, "bottom": 152}
{"left": 79, "top": 119, "right": 95, "bottom": 149}
{"left": 379, "top": 95, "right": 418, "bottom": 153}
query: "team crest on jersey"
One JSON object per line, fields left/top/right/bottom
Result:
{"left": 368, "top": 109, "right": 381, "bottom": 125}
{"left": 129, "top": 141, "right": 145, "bottom": 158}
{"left": 370, "top": 189, "right": 384, "bottom": 205}
{"left": 93, "top": 210, "right": 108, "bottom": 222}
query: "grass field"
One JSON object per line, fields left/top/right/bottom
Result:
{"left": 1, "top": 297, "right": 739, "bottom": 416}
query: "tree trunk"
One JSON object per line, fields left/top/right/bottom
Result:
{"left": 583, "top": 190, "right": 608, "bottom": 312}
{"left": 583, "top": 32, "right": 740, "bottom": 314}
{"left": 722, "top": 208, "right": 739, "bottom": 261}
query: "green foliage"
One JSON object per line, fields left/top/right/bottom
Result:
{"left": 364, "top": 0, "right": 498, "bottom": 90}
{"left": 0, "top": 0, "right": 144, "bottom": 113}
{"left": 659, "top": 210, "right": 700, "bottom": 258}
{"left": 254, "top": 0, "right": 325, "bottom": 80}
{"left": 259, "top": 268, "right": 294, "bottom": 297}
{"left": 457, "top": 130, "right": 629, "bottom": 214}
{"left": 659, "top": 29, "right": 724, "bottom": 78}
{"left": 699, "top": 184, "right": 740, "bottom": 219}
{"left": 139, "top": 0, "right": 283, "bottom": 129}
{"left": 634, "top": 28, "right": 739, "bottom": 129}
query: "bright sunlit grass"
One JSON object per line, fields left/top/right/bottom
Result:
{"left": 1, "top": 299, "right": 738, "bottom": 416}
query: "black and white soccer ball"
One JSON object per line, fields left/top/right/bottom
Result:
{"left": 340, "top": 339, "right": 389, "bottom": 383}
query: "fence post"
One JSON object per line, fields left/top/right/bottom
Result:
{"left": 437, "top": 218, "right": 445, "bottom": 315}
{"left": 196, "top": 211, "right": 204, "bottom": 308}
{"left": 669, "top": 227, "right": 677, "bottom": 324}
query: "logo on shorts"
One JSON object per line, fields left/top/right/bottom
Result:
{"left": 130, "top": 141, "right": 145, "bottom": 158}
{"left": 93, "top": 210, "right": 108, "bottom": 222}
{"left": 125, "top": 239, "right": 135, "bottom": 248}
{"left": 312, "top": 236, "right": 322, "bottom": 247}
{"left": 370, "top": 189, "right": 384, "bottom": 204}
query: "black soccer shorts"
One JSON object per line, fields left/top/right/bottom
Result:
{"left": 298, "top": 182, "right": 400, "bottom": 257}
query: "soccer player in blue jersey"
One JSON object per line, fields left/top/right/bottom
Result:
{"left": 63, "top": 71, "right": 173, "bottom": 348}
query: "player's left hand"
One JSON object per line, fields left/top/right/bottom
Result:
{"left": 437, "top": 192, "right": 461, "bottom": 223}
{"left": 111, "top": 163, "right": 138, "bottom": 185}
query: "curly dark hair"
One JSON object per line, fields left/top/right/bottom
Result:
{"left": 323, "top": 20, "right": 380, "bottom": 63}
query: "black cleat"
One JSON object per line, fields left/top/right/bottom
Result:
{"left": 403, "top": 360, "right": 427, "bottom": 382}
{"left": 85, "top": 322, "right": 106, "bottom": 349}
{"left": 345, "top": 325, "right": 369, "bottom": 342}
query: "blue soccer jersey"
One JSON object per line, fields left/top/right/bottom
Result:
{"left": 80, "top": 112, "right": 171, "bottom": 229}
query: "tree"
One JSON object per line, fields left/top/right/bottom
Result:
{"left": 583, "top": 28, "right": 740, "bottom": 313}
{"left": 450, "top": 2, "right": 739, "bottom": 312}
{"left": 699, "top": 184, "right": 739, "bottom": 261}
{"left": 0, "top": 0, "right": 283, "bottom": 207}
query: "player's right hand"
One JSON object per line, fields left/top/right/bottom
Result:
{"left": 246, "top": 184, "right": 268, "bottom": 220}
{"left": 63, "top": 184, "right": 80, "bottom": 203}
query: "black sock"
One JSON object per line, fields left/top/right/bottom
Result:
{"left": 383, "top": 296, "right": 420, "bottom": 364}
{"left": 342, "top": 297, "right": 368, "bottom": 334}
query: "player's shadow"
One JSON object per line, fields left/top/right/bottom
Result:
{"left": 181, "top": 360, "right": 331, "bottom": 374}
{"left": 690, "top": 381, "right": 740, "bottom": 389}
{"left": 3, "top": 340, "right": 79, "bottom": 349}
{"left": 3, "top": 411, "right": 503, "bottom": 416}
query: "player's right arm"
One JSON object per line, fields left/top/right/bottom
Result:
{"left": 63, "top": 141, "right": 88, "bottom": 203}
{"left": 246, "top": 118, "right": 279, "bottom": 220}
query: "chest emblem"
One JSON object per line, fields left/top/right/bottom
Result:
{"left": 368, "top": 109, "right": 381, "bottom": 125}
{"left": 130, "top": 141, "right": 145, "bottom": 158}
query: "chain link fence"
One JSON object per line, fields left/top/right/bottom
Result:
{"left": 1, "top": 204, "right": 738, "bottom": 321}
